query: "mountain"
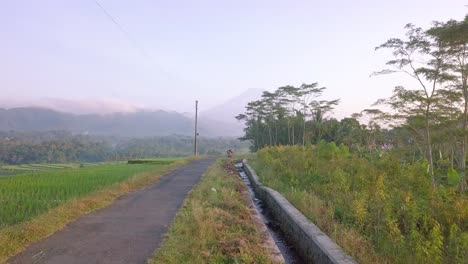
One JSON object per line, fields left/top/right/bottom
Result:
{"left": 0, "top": 107, "right": 197, "bottom": 137}
{"left": 0, "top": 98, "right": 143, "bottom": 115}
{"left": 0, "top": 89, "right": 264, "bottom": 137}
{"left": 202, "top": 88, "right": 263, "bottom": 122}
{"left": 0, "top": 107, "right": 73, "bottom": 131}
{"left": 201, "top": 88, "right": 263, "bottom": 136}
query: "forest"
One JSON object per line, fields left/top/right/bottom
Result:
{"left": 237, "top": 16, "right": 468, "bottom": 263}
{"left": 0, "top": 131, "right": 248, "bottom": 165}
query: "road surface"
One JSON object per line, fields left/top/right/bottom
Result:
{"left": 9, "top": 158, "right": 214, "bottom": 264}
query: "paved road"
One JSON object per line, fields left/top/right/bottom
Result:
{"left": 9, "top": 159, "right": 214, "bottom": 264}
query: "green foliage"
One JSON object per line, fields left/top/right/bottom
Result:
{"left": 254, "top": 144, "right": 468, "bottom": 264}
{"left": 447, "top": 223, "right": 468, "bottom": 263}
{"left": 115, "top": 135, "right": 249, "bottom": 159}
{"left": 236, "top": 83, "right": 344, "bottom": 150}
{"left": 0, "top": 132, "right": 249, "bottom": 165}
{"left": 448, "top": 168, "right": 461, "bottom": 186}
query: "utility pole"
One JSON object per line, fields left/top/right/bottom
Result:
{"left": 194, "top": 100, "right": 198, "bottom": 156}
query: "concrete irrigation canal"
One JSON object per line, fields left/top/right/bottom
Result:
{"left": 238, "top": 160, "right": 356, "bottom": 264}
{"left": 235, "top": 162, "right": 304, "bottom": 264}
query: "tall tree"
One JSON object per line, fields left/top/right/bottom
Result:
{"left": 428, "top": 16, "right": 468, "bottom": 190}
{"left": 237, "top": 83, "right": 339, "bottom": 149}
{"left": 297, "top": 83, "right": 326, "bottom": 146}
{"left": 374, "top": 24, "right": 449, "bottom": 185}
{"left": 309, "top": 99, "right": 340, "bottom": 143}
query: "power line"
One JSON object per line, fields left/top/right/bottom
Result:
{"left": 93, "top": 0, "right": 151, "bottom": 59}
{"left": 92, "top": 0, "right": 203, "bottom": 96}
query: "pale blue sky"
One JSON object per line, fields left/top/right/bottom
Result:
{"left": 1, "top": 0, "right": 466, "bottom": 116}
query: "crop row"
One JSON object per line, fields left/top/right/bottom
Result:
{"left": 0, "top": 162, "right": 163, "bottom": 226}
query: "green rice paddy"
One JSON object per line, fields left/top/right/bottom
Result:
{"left": 0, "top": 161, "right": 125, "bottom": 176}
{"left": 0, "top": 159, "right": 177, "bottom": 227}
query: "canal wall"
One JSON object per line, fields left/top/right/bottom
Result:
{"left": 242, "top": 160, "right": 356, "bottom": 264}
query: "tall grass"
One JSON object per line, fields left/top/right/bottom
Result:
{"left": 0, "top": 163, "right": 162, "bottom": 226}
{"left": 253, "top": 143, "right": 468, "bottom": 264}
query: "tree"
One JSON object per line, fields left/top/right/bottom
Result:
{"left": 428, "top": 16, "right": 468, "bottom": 190}
{"left": 236, "top": 83, "right": 339, "bottom": 149}
{"left": 309, "top": 99, "right": 340, "bottom": 143}
{"left": 297, "top": 83, "right": 326, "bottom": 146}
{"left": 374, "top": 24, "right": 449, "bottom": 185}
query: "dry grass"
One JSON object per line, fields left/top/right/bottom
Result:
{"left": 0, "top": 158, "right": 191, "bottom": 264}
{"left": 150, "top": 159, "right": 278, "bottom": 264}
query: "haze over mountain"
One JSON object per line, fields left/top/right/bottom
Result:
{"left": 0, "top": 107, "right": 193, "bottom": 137}
{"left": 0, "top": 89, "right": 262, "bottom": 137}
{"left": 200, "top": 88, "right": 263, "bottom": 136}
{"left": 0, "top": 98, "right": 147, "bottom": 115}
{"left": 202, "top": 88, "right": 262, "bottom": 122}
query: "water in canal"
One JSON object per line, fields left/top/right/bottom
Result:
{"left": 235, "top": 162, "right": 304, "bottom": 264}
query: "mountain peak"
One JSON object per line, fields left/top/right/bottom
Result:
{"left": 202, "top": 88, "right": 263, "bottom": 122}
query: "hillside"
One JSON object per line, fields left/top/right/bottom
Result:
{"left": 0, "top": 107, "right": 195, "bottom": 137}
{"left": 0, "top": 89, "right": 263, "bottom": 138}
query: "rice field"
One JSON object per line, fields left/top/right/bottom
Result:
{"left": 0, "top": 159, "right": 176, "bottom": 227}
{"left": 0, "top": 161, "right": 126, "bottom": 177}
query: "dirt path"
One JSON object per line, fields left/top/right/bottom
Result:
{"left": 9, "top": 159, "right": 214, "bottom": 264}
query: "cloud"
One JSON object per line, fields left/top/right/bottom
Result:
{"left": 0, "top": 97, "right": 151, "bottom": 114}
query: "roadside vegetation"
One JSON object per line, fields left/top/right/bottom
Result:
{"left": 150, "top": 159, "right": 276, "bottom": 264}
{"left": 0, "top": 158, "right": 188, "bottom": 263}
{"left": 252, "top": 144, "right": 467, "bottom": 264}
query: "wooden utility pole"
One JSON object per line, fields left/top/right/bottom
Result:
{"left": 194, "top": 100, "right": 198, "bottom": 156}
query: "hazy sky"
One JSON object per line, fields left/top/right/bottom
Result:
{"left": 1, "top": 0, "right": 466, "bottom": 116}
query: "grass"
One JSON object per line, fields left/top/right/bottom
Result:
{"left": 150, "top": 159, "right": 277, "bottom": 264}
{"left": 0, "top": 158, "right": 190, "bottom": 263}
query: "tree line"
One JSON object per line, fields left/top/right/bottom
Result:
{"left": 237, "top": 15, "right": 468, "bottom": 191}
{"left": 0, "top": 131, "right": 249, "bottom": 165}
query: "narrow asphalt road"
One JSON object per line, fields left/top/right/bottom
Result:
{"left": 9, "top": 158, "right": 214, "bottom": 264}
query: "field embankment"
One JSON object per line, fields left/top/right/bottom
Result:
{"left": 252, "top": 143, "right": 468, "bottom": 264}
{"left": 0, "top": 158, "right": 189, "bottom": 263}
{"left": 0, "top": 161, "right": 126, "bottom": 177}
{"left": 150, "top": 159, "right": 278, "bottom": 264}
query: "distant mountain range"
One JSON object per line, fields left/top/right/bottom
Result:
{"left": 0, "top": 89, "right": 263, "bottom": 137}
{"left": 0, "top": 107, "right": 194, "bottom": 137}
